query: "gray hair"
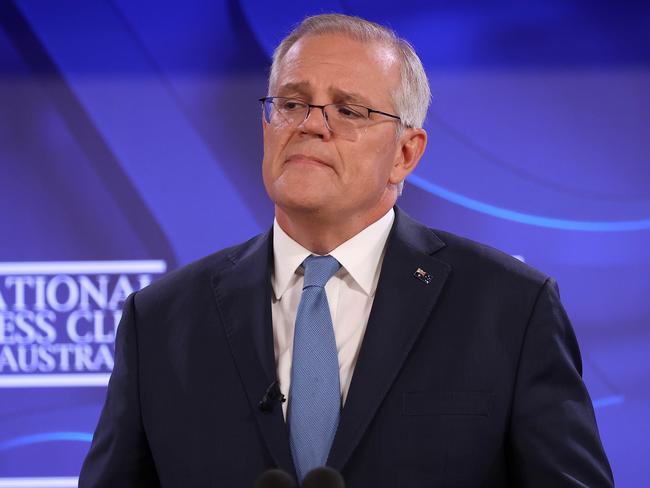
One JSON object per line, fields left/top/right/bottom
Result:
{"left": 268, "top": 13, "right": 431, "bottom": 194}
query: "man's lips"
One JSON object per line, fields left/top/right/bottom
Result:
{"left": 285, "top": 154, "right": 331, "bottom": 168}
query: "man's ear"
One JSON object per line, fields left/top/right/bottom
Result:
{"left": 261, "top": 109, "right": 268, "bottom": 129}
{"left": 389, "top": 128, "right": 427, "bottom": 185}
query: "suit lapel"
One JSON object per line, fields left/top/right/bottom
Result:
{"left": 211, "top": 231, "right": 296, "bottom": 477}
{"left": 328, "top": 208, "right": 451, "bottom": 471}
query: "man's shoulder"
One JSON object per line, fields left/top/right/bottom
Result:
{"left": 432, "top": 228, "right": 550, "bottom": 298}
{"left": 397, "top": 209, "right": 548, "bottom": 289}
{"left": 134, "top": 231, "right": 270, "bottom": 309}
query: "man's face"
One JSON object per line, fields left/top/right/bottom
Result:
{"left": 262, "top": 34, "right": 406, "bottom": 222}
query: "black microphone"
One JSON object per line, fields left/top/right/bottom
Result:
{"left": 258, "top": 380, "right": 286, "bottom": 413}
{"left": 254, "top": 469, "right": 297, "bottom": 488}
{"left": 302, "top": 467, "right": 345, "bottom": 488}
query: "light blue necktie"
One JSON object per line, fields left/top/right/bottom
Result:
{"left": 289, "top": 255, "right": 342, "bottom": 482}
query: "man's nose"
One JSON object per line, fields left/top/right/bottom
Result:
{"left": 299, "top": 106, "right": 332, "bottom": 139}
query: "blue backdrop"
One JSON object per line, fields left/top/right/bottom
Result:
{"left": 0, "top": 0, "right": 648, "bottom": 486}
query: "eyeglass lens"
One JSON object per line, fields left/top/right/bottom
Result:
{"left": 264, "top": 99, "right": 369, "bottom": 137}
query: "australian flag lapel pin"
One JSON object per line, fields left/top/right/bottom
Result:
{"left": 413, "top": 267, "right": 432, "bottom": 284}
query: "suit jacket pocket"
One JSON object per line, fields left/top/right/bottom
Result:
{"left": 402, "top": 391, "right": 494, "bottom": 417}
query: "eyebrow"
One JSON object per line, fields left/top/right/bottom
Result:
{"left": 276, "top": 82, "right": 311, "bottom": 97}
{"left": 275, "top": 82, "right": 373, "bottom": 107}
{"left": 329, "top": 88, "right": 372, "bottom": 107}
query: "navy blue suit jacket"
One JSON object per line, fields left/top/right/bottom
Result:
{"left": 79, "top": 208, "right": 613, "bottom": 487}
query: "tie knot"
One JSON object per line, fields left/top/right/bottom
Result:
{"left": 302, "top": 255, "right": 340, "bottom": 288}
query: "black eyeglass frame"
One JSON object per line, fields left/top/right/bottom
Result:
{"left": 258, "top": 96, "right": 403, "bottom": 128}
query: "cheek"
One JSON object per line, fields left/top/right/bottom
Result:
{"left": 351, "top": 135, "right": 397, "bottom": 181}
{"left": 262, "top": 126, "right": 290, "bottom": 169}
{"left": 270, "top": 116, "right": 295, "bottom": 131}
{"left": 261, "top": 131, "right": 279, "bottom": 192}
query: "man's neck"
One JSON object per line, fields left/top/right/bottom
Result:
{"left": 275, "top": 200, "right": 395, "bottom": 255}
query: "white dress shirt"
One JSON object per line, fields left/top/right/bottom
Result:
{"left": 271, "top": 208, "right": 395, "bottom": 418}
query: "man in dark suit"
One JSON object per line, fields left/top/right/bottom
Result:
{"left": 80, "top": 13, "right": 613, "bottom": 487}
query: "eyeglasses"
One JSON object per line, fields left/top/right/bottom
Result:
{"left": 259, "top": 96, "right": 402, "bottom": 138}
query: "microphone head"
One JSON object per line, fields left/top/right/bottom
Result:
{"left": 302, "top": 467, "right": 345, "bottom": 488}
{"left": 254, "top": 468, "right": 297, "bottom": 488}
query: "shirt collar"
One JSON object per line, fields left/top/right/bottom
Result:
{"left": 272, "top": 208, "right": 395, "bottom": 299}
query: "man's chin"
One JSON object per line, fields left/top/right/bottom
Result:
{"left": 270, "top": 179, "right": 337, "bottom": 210}
{"left": 273, "top": 193, "right": 338, "bottom": 218}
{"left": 279, "top": 198, "right": 331, "bottom": 214}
